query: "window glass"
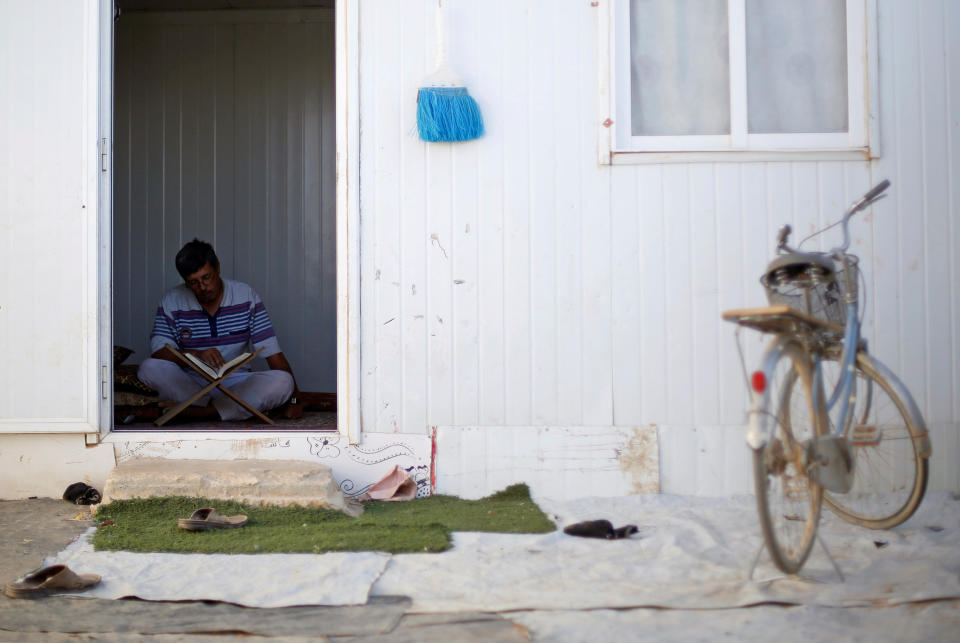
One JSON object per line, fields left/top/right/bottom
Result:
{"left": 746, "top": 0, "right": 848, "bottom": 134}
{"left": 629, "top": 0, "right": 730, "bottom": 136}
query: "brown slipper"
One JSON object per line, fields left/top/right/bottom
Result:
{"left": 4, "top": 564, "right": 101, "bottom": 599}
{"left": 177, "top": 507, "right": 248, "bottom": 531}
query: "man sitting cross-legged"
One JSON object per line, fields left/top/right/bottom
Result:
{"left": 137, "top": 239, "right": 298, "bottom": 422}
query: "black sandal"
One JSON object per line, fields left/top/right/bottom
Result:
{"left": 563, "top": 519, "right": 638, "bottom": 539}
{"left": 62, "top": 482, "right": 102, "bottom": 505}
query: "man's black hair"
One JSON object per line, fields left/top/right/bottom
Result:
{"left": 175, "top": 238, "right": 220, "bottom": 280}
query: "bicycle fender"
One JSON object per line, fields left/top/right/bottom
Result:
{"left": 745, "top": 336, "right": 801, "bottom": 451}
{"left": 746, "top": 405, "right": 766, "bottom": 450}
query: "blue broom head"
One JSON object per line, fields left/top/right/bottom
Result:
{"left": 417, "top": 86, "right": 485, "bottom": 142}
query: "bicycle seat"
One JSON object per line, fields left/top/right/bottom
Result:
{"left": 762, "top": 252, "right": 835, "bottom": 287}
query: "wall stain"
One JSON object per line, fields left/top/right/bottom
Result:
{"left": 617, "top": 427, "right": 659, "bottom": 494}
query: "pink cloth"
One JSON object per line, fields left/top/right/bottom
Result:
{"left": 360, "top": 465, "right": 416, "bottom": 502}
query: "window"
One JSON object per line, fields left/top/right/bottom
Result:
{"left": 601, "top": 0, "right": 875, "bottom": 161}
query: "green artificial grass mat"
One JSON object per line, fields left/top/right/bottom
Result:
{"left": 91, "top": 483, "right": 555, "bottom": 555}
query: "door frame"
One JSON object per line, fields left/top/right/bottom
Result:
{"left": 93, "top": 0, "right": 362, "bottom": 443}
{"left": 94, "top": 0, "right": 113, "bottom": 441}
{"left": 335, "top": 0, "right": 361, "bottom": 444}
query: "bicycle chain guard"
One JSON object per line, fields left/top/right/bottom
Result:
{"left": 808, "top": 435, "right": 855, "bottom": 494}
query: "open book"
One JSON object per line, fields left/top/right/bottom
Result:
{"left": 184, "top": 351, "right": 251, "bottom": 379}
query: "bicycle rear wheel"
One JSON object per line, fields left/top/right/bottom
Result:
{"left": 821, "top": 355, "right": 930, "bottom": 529}
{"left": 753, "top": 341, "right": 825, "bottom": 574}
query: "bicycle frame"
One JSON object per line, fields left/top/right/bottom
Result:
{"left": 820, "top": 259, "right": 861, "bottom": 437}
{"left": 744, "top": 290, "right": 859, "bottom": 452}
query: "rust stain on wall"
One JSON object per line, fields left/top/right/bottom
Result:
{"left": 230, "top": 439, "right": 271, "bottom": 459}
{"left": 617, "top": 427, "right": 659, "bottom": 494}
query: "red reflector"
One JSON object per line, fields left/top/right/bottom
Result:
{"left": 751, "top": 371, "right": 767, "bottom": 393}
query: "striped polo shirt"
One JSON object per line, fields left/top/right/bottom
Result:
{"left": 149, "top": 279, "right": 282, "bottom": 364}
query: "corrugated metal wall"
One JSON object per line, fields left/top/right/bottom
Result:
{"left": 869, "top": 0, "right": 960, "bottom": 495}
{"left": 358, "top": 0, "right": 959, "bottom": 493}
{"left": 113, "top": 10, "right": 337, "bottom": 391}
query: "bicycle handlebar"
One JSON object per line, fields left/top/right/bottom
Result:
{"left": 860, "top": 179, "right": 891, "bottom": 204}
{"left": 834, "top": 179, "right": 891, "bottom": 253}
{"left": 778, "top": 180, "right": 891, "bottom": 255}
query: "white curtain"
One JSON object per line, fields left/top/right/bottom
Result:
{"left": 629, "top": 0, "right": 848, "bottom": 137}
{"left": 746, "top": 0, "right": 848, "bottom": 133}
{"left": 629, "top": 0, "right": 730, "bottom": 136}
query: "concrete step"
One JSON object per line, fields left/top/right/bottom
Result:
{"left": 102, "top": 458, "right": 360, "bottom": 515}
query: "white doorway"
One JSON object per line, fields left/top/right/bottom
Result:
{"left": 100, "top": 0, "right": 359, "bottom": 439}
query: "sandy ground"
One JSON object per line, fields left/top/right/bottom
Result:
{"left": 2, "top": 494, "right": 959, "bottom": 640}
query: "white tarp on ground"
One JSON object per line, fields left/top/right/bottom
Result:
{"left": 47, "top": 492, "right": 960, "bottom": 612}
{"left": 47, "top": 534, "right": 390, "bottom": 608}
{"left": 372, "top": 492, "right": 960, "bottom": 612}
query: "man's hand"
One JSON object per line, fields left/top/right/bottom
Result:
{"left": 193, "top": 347, "right": 225, "bottom": 368}
{"left": 150, "top": 345, "right": 225, "bottom": 368}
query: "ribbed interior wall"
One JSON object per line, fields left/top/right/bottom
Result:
{"left": 113, "top": 10, "right": 337, "bottom": 391}
{"left": 358, "top": 0, "right": 960, "bottom": 492}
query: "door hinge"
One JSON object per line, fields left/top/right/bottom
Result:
{"left": 101, "top": 364, "right": 109, "bottom": 400}
{"left": 100, "top": 138, "right": 108, "bottom": 172}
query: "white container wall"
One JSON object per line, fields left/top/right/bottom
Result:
{"left": 358, "top": 0, "right": 960, "bottom": 493}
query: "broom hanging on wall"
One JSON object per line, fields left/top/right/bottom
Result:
{"left": 417, "top": 0, "right": 484, "bottom": 142}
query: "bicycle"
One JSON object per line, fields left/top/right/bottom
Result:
{"left": 722, "top": 180, "right": 932, "bottom": 575}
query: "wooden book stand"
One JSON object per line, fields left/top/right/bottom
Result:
{"left": 154, "top": 344, "right": 275, "bottom": 426}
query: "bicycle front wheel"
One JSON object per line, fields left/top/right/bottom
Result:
{"left": 821, "top": 354, "right": 930, "bottom": 529}
{"left": 753, "top": 341, "right": 825, "bottom": 574}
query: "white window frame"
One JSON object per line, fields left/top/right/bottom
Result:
{"left": 597, "top": 0, "right": 880, "bottom": 164}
